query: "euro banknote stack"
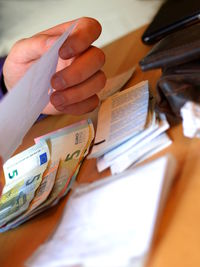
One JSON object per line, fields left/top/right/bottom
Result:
{"left": 0, "top": 119, "right": 94, "bottom": 232}
{"left": 89, "top": 81, "right": 172, "bottom": 174}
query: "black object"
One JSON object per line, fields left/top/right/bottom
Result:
{"left": 142, "top": 0, "right": 200, "bottom": 45}
{"left": 139, "top": 23, "right": 200, "bottom": 120}
{"left": 140, "top": 23, "right": 200, "bottom": 71}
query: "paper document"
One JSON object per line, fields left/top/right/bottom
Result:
{"left": 89, "top": 81, "right": 149, "bottom": 158}
{"left": 110, "top": 133, "right": 172, "bottom": 174}
{"left": 97, "top": 113, "right": 171, "bottom": 173}
{"left": 26, "top": 154, "right": 176, "bottom": 267}
{"left": 90, "top": 81, "right": 172, "bottom": 173}
{"left": 0, "top": 23, "right": 76, "bottom": 162}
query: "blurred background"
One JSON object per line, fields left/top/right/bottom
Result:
{"left": 0, "top": 0, "right": 164, "bottom": 56}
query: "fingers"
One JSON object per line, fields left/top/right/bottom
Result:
{"left": 51, "top": 46, "right": 105, "bottom": 90}
{"left": 40, "top": 17, "right": 101, "bottom": 58}
{"left": 9, "top": 17, "right": 101, "bottom": 63}
{"left": 0, "top": 157, "right": 3, "bottom": 197}
{"left": 54, "top": 95, "right": 100, "bottom": 116}
{"left": 58, "top": 17, "right": 102, "bottom": 59}
{"left": 51, "top": 70, "right": 106, "bottom": 108}
{"left": 6, "top": 17, "right": 105, "bottom": 117}
{"left": 50, "top": 45, "right": 106, "bottom": 115}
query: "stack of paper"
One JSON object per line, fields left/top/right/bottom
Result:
{"left": 26, "top": 154, "right": 177, "bottom": 267}
{"left": 0, "top": 119, "right": 94, "bottom": 231}
{"left": 89, "top": 81, "right": 172, "bottom": 174}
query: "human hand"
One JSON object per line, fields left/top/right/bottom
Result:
{"left": 3, "top": 17, "right": 106, "bottom": 115}
{"left": 0, "top": 157, "right": 3, "bottom": 197}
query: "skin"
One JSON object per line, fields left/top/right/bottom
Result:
{"left": 3, "top": 17, "right": 106, "bottom": 115}
{"left": 0, "top": 158, "right": 3, "bottom": 197}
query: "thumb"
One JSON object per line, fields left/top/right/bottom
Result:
{"left": 9, "top": 34, "right": 59, "bottom": 63}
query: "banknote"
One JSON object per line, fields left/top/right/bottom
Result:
{"left": 14, "top": 162, "right": 83, "bottom": 228}
{"left": 0, "top": 120, "right": 94, "bottom": 231}
{"left": 0, "top": 160, "right": 60, "bottom": 231}
{"left": 51, "top": 160, "right": 82, "bottom": 206}
{"left": 0, "top": 166, "right": 47, "bottom": 227}
{"left": 3, "top": 141, "right": 50, "bottom": 193}
{"left": 0, "top": 141, "right": 49, "bottom": 227}
{"left": 29, "top": 160, "right": 60, "bottom": 210}
{"left": 29, "top": 119, "right": 94, "bottom": 212}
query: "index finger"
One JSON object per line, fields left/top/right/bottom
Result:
{"left": 41, "top": 17, "right": 101, "bottom": 59}
{"left": 58, "top": 17, "right": 102, "bottom": 59}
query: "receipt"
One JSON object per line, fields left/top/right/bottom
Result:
{"left": 0, "top": 23, "right": 76, "bottom": 162}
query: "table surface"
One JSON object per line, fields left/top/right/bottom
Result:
{"left": 1, "top": 25, "right": 200, "bottom": 267}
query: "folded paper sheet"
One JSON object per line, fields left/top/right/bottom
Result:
{"left": 0, "top": 23, "right": 76, "bottom": 162}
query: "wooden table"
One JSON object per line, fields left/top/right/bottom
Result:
{"left": 1, "top": 25, "right": 200, "bottom": 267}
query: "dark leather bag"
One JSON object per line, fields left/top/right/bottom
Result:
{"left": 139, "top": 23, "right": 200, "bottom": 120}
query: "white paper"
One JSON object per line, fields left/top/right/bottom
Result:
{"left": 181, "top": 101, "right": 200, "bottom": 138}
{"left": 133, "top": 134, "right": 172, "bottom": 168}
{"left": 89, "top": 81, "right": 149, "bottom": 158}
{"left": 0, "top": 23, "right": 76, "bottom": 162}
{"left": 97, "top": 113, "right": 170, "bottom": 172}
{"left": 110, "top": 133, "right": 172, "bottom": 174}
{"left": 26, "top": 154, "right": 176, "bottom": 267}
{"left": 103, "top": 96, "right": 156, "bottom": 160}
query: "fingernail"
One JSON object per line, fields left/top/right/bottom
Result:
{"left": 52, "top": 94, "right": 65, "bottom": 106}
{"left": 60, "top": 44, "right": 74, "bottom": 59}
{"left": 56, "top": 105, "right": 65, "bottom": 111}
{"left": 52, "top": 74, "right": 66, "bottom": 89}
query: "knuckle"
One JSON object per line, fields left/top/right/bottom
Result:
{"left": 72, "top": 69, "right": 83, "bottom": 84}
{"left": 77, "top": 91, "right": 85, "bottom": 101}
{"left": 65, "top": 89, "right": 82, "bottom": 105}
{"left": 12, "top": 38, "right": 27, "bottom": 50}
{"left": 60, "top": 69, "right": 71, "bottom": 87}
{"left": 62, "top": 92, "right": 71, "bottom": 105}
